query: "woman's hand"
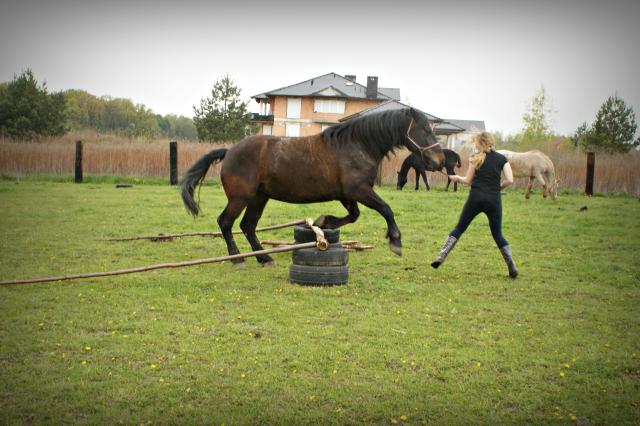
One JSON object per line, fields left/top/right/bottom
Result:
{"left": 448, "top": 175, "right": 458, "bottom": 182}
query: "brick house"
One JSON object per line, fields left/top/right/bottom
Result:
{"left": 250, "top": 72, "right": 401, "bottom": 137}
{"left": 250, "top": 72, "right": 484, "bottom": 150}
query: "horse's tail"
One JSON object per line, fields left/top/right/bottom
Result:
{"left": 543, "top": 157, "right": 558, "bottom": 199}
{"left": 181, "top": 148, "right": 227, "bottom": 216}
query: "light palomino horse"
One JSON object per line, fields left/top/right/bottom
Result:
{"left": 497, "top": 150, "right": 559, "bottom": 200}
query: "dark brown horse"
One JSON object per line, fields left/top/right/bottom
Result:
{"left": 181, "top": 108, "right": 444, "bottom": 266}
{"left": 396, "top": 149, "right": 462, "bottom": 191}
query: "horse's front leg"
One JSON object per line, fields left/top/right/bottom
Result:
{"left": 313, "top": 199, "right": 360, "bottom": 229}
{"left": 421, "top": 171, "right": 429, "bottom": 191}
{"left": 525, "top": 177, "right": 534, "bottom": 199}
{"left": 354, "top": 188, "right": 402, "bottom": 256}
{"left": 534, "top": 171, "right": 548, "bottom": 198}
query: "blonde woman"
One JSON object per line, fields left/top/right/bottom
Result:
{"left": 431, "top": 132, "right": 518, "bottom": 278}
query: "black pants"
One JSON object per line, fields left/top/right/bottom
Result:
{"left": 449, "top": 190, "right": 509, "bottom": 248}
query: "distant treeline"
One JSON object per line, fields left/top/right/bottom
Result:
{"left": 0, "top": 69, "right": 197, "bottom": 140}
{"left": 64, "top": 89, "right": 197, "bottom": 140}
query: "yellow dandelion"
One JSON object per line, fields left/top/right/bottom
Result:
{"left": 84, "top": 346, "right": 92, "bottom": 351}
{"left": 150, "top": 364, "right": 157, "bottom": 369}
{"left": 400, "top": 415, "right": 408, "bottom": 421}
{"left": 185, "top": 387, "right": 191, "bottom": 393}
{"left": 309, "top": 395, "right": 315, "bottom": 401}
{"left": 391, "top": 419, "right": 398, "bottom": 425}
{"left": 333, "top": 369, "right": 337, "bottom": 374}
{"left": 241, "top": 373, "right": 246, "bottom": 378}
{"left": 559, "top": 372, "right": 565, "bottom": 377}
{"left": 81, "top": 360, "right": 87, "bottom": 365}
{"left": 563, "top": 363, "right": 571, "bottom": 368}
{"left": 570, "top": 414, "right": 577, "bottom": 421}
{"left": 475, "top": 362, "right": 481, "bottom": 368}
{"left": 159, "top": 378, "right": 165, "bottom": 383}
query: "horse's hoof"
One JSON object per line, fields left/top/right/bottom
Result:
{"left": 233, "top": 261, "right": 246, "bottom": 268}
{"left": 389, "top": 242, "right": 402, "bottom": 257}
{"left": 262, "top": 261, "right": 276, "bottom": 268}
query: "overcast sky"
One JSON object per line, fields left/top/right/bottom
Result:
{"left": 1, "top": 0, "right": 638, "bottom": 135}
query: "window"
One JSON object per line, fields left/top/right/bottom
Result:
{"left": 263, "top": 124, "right": 272, "bottom": 136}
{"left": 287, "top": 98, "right": 301, "bottom": 119}
{"left": 285, "top": 123, "right": 300, "bottom": 137}
{"left": 259, "top": 101, "right": 271, "bottom": 116}
{"left": 314, "top": 99, "right": 345, "bottom": 114}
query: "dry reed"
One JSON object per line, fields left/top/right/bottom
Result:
{"left": 1, "top": 133, "right": 638, "bottom": 195}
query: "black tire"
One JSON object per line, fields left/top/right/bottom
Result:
{"left": 292, "top": 245, "right": 348, "bottom": 267}
{"left": 289, "top": 264, "right": 349, "bottom": 286}
{"left": 293, "top": 225, "right": 340, "bottom": 244}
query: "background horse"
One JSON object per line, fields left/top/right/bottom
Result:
{"left": 396, "top": 149, "right": 462, "bottom": 191}
{"left": 497, "top": 149, "right": 558, "bottom": 199}
{"left": 181, "top": 108, "right": 444, "bottom": 265}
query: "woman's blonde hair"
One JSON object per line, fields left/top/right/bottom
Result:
{"left": 469, "top": 132, "right": 496, "bottom": 169}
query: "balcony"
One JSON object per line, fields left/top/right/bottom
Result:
{"left": 249, "top": 113, "right": 273, "bottom": 122}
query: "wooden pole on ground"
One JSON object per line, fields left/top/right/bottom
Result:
{"left": 100, "top": 219, "right": 307, "bottom": 242}
{"left": 0, "top": 242, "right": 319, "bottom": 286}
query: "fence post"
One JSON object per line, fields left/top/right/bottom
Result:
{"left": 585, "top": 151, "right": 595, "bottom": 196}
{"left": 74, "top": 140, "right": 83, "bottom": 183}
{"left": 169, "top": 140, "right": 178, "bottom": 185}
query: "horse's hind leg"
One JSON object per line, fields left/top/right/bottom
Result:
{"left": 313, "top": 199, "right": 360, "bottom": 229}
{"left": 217, "top": 198, "right": 248, "bottom": 266}
{"left": 239, "top": 194, "right": 274, "bottom": 266}
{"left": 445, "top": 165, "right": 454, "bottom": 191}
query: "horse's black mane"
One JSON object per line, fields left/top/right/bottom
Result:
{"left": 322, "top": 108, "right": 412, "bottom": 160}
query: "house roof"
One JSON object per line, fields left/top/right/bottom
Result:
{"left": 338, "top": 100, "right": 466, "bottom": 134}
{"left": 252, "top": 72, "right": 400, "bottom": 101}
{"left": 446, "top": 119, "right": 486, "bottom": 132}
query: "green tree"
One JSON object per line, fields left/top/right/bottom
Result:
{"left": 0, "top": 69, "right": 66, "bottom": 139}
{"left": 193, "top": 74, "right": 249, "bottom": 142}
{"left": 64, "top": 89, "right": 105, "bottom": 130}
{"left": 572, "top": 95, "right": 640, "bottom": 154}
{"left": 521, "top": 85, "right": 555, "bottom": 143}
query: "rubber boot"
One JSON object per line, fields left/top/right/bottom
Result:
{"left": 431, "top": 236, "right": 458, "bottom": 269}
{"left": 499, "top": 245, "right": 519, "bottom": 278}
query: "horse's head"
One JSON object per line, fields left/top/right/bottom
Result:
{"left": 396, "top": 171, "right": 407, "bottom": 190}
{"left": 405, "top": 108, "right": 445, "bottom": 167}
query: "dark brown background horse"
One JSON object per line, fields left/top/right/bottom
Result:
{"left": 181, "top": 108, "right": 444, "bottom": 266}
{"left": 396, "top": 149, "right": 462, "bottom": 191}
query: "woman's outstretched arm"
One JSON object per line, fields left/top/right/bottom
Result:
{"left": 501, "top": 162, "right": 514, "bottom": 190}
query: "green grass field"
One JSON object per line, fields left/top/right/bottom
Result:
{"left": 0, "top": 180, "right": 638, "bottom": 425}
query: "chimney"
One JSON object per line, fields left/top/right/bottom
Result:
{"left": 345, "top": 75, "right": 356, "bottom": 82}
{"left": 366, "top": 76, "right": 378, "bottom": 99}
